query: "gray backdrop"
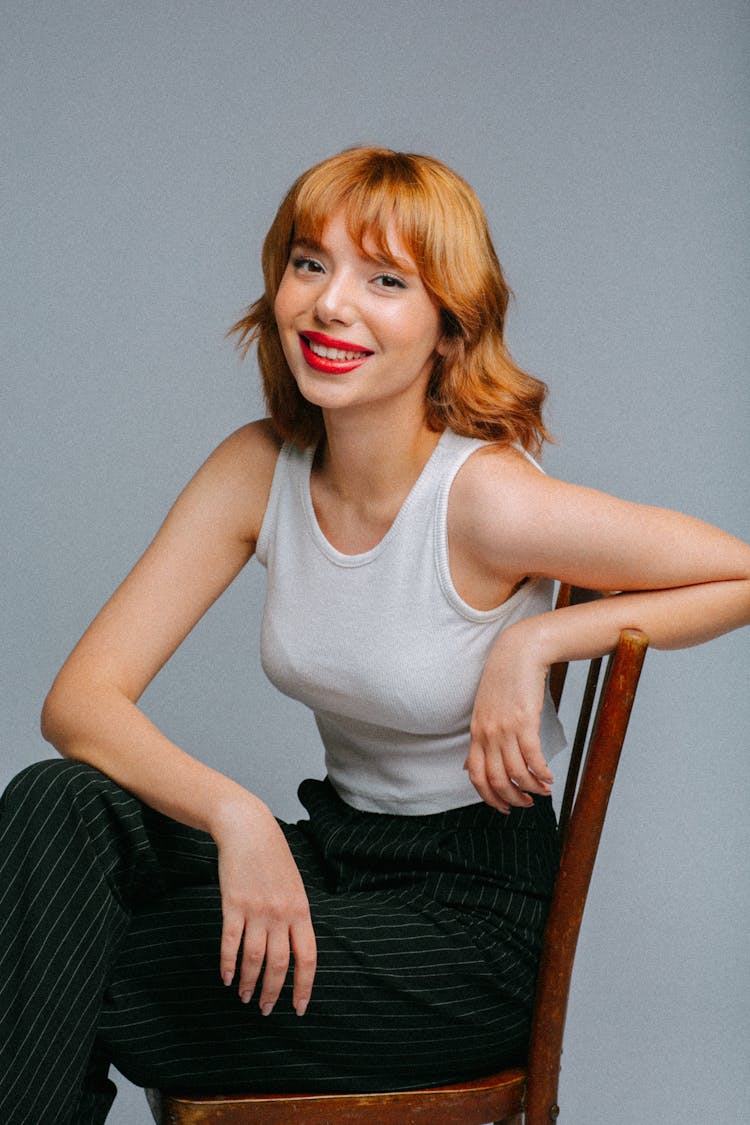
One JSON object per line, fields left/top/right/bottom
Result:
{"left": 3, "top": 2, "right": 748, "bottom": 1122}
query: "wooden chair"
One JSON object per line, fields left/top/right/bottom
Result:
{"left": 146, "top": 585, "right": 648, "bottom": 1124}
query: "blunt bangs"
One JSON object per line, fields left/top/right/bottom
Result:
{"left": 290, "top": 151, "right": 433, "bottom": 277}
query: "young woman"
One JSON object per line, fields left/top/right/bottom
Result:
{"left": 2, "top": 147, "right": 748, "bottom": 1124}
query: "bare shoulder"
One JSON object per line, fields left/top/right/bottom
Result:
{"left": 448, "top": 441, "right": 622, "bottom": 581}
{"left": 453, "top": 442, "right": 546, "bottom": 492}
{"left": 450, "top": 440, "right": 750, "bottom": 592}
{"left": 449, "top": 443, "right": 554, "bottom": 539}
{"left": 444, "top": 443, "right": 553, "bottom": 591}
{"left": 168, "top": 418, "right": 283, "bottom": 550}
{"left": 211, "top": 417, "right": 282, "bottom": 475}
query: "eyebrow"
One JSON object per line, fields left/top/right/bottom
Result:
{"left": 290, "top": 236, "right": 415, "bottom": 273}
{"left": 290, "top": 236, "right": 325, "bottom": 254}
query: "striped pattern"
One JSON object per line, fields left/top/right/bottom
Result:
{"left": 0, "top": 761, "right": 558, "bottom": 1123}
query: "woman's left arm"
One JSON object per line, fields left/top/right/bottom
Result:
{"left": 458, "top": 449, "right": 750, "bottom": 812}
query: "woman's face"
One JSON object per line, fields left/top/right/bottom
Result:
{"left": 273, "top": 210, "right": 444, "bottom": 420}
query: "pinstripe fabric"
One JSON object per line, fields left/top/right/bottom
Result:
{"left": 0, "top": 761, "right": 558, "bottom": 1124}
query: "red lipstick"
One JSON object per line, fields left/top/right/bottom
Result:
{"left": 299, "top": 331, "right": 373, "bottom": 374}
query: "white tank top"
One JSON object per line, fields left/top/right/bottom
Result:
{"left": 255, "top": 428, "right": 566, "bottom": 814}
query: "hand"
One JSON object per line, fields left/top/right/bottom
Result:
{"left": 213, "top": 798, "right": 317, "bottom": 1017}
{"left": 467, "top": 624, "right": 554, "bottom": 813}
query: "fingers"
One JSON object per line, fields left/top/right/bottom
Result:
{"left": 215, "top": 813, "right": 317, "bottom": 1016}
{"left": 220, "top": 906, "right": 317, "bottom": 1017}
{"left": 290, "top": 917, "right": 317, "bottom": 1018}
{"left": 219, "top": 907, "right": 245, "bottom": 988}
{"left": 465, "top": 730, "right": 553, "bottom": 813}
{"left": 237, "top": 923, "right": 272, "bottom": 1007}
{"left": 513, "top": 730, "right": 554, "bottom": 793}
{"left": 255, "top": 928, "right": 291, "bottom": 1014}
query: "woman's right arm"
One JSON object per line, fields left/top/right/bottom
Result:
{"left": 40, "top": 419, "right": 316, "bottom": 1018}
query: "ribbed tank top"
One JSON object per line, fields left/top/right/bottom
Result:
{"left": 255, "top": 428, "right": 566, "bottom": 814}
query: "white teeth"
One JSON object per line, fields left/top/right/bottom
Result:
{"left": 307, "top": 339, "right": 369, "bottom": 361}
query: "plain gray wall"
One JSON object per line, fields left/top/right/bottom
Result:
{"left": 3, "top": 2, "right": 748, "bottom": 1122}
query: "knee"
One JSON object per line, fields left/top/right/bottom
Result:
{"left": 2, "top": 757, "right": 110, "bottom": 816}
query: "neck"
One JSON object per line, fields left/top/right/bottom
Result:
{"left": 318, "top": 407, "right": 442, "bottom": 504}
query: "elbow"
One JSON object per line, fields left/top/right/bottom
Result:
{"left": 41, "top": 672, "right": 127, "bottom": 764}
{"left": 40, "top": 680, "right": 71, "bottom": 751}
{"left": 40, "top": 674, "right": 88, "bottom": 756}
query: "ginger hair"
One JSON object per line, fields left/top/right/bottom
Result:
{"left": 229, "top": 146, "right": 551, "bottom": 452}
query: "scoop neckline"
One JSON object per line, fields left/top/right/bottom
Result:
{"left": 299, "top": 430, "right": 450, "bottom": 567}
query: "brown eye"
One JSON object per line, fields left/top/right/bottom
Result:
{"left": 374, "top": 273, "right": 406, "bottom": 289}
{"left": 292, "top": 256, "right": 324, "bottom": 274}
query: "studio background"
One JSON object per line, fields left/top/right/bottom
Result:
{"left": 3, "top": 2, "right": 748, "bottom": 1122}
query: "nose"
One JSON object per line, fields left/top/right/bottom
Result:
{"left": 313, "top": 269, "right": 357, "bottom": 326}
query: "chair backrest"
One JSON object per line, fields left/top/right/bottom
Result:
{"left": 525, "top": 583, "right": 648, "bottom": 1122}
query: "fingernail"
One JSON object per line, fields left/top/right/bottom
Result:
{"left": 240, "top": 991, "right": 252, "bottom": 1004}
{"left": 261, "top": 1002, "right": 274, "bottom": 1017}
{"left": 295, "top": 999, "right": 308, "bottom": 1017}
{"left": 222, "top": 971, "right": 233, "bottom": 987}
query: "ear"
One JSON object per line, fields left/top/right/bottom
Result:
{"left": 435, "top": 333, "right": 450, "bottom": 357}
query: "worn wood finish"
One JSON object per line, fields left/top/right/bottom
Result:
{"left": 147, "top": 589, "right": 648, "bottom": 1125}
{"left": 146, "top": 1070, "right": 525, "bottom": 1124}
{"left": 547, "top": 582, "right": 573, "bottom": 709}
{"left": 524, "top": 627, "right": 647, "bottom": 1123}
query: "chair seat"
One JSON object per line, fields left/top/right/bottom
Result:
{"left": 146, "top": 1066, "right": 526, "bottom": 1124}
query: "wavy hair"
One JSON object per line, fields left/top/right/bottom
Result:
{"left": 229, "top": 147, "right": 551, "bottom": 452}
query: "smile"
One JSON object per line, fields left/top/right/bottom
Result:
{"left": 299, "top": 332, "right": 373, "bottom": 373}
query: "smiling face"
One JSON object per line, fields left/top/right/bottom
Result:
{"left": 273, "top": 211, "right": 445, "bottom": 422}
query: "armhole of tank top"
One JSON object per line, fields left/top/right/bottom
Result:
{"left": 254, "top": 442, "right": 290, "bottom": 568}
{"left": 434, "top": 439, "right": 547, "bottom": 622}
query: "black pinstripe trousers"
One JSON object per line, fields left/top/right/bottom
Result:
{"left": 0, "top": 758, "right": 558, "bottom": 1124}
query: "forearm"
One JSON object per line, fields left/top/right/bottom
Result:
{"left": 468, "top": 577, "right": 748, "bottom": 813}
{"left": 40, "top": 681, "right": 269, "bottom": 838}
{"left": 518, "top": 578, "right": 750, "bottom": 667}
{"left": 42, "top": 677, "right": 317, "bottom": 1016}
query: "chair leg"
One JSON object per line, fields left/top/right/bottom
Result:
{"left": 144, "top": 1088, "right": 161, "bottom": 1123}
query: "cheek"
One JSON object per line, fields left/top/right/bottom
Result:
{"left": 272, "top": 285, "right": 289, "bottom": 328}
{"left": 273, "top": 269, "right": 301, "bottom": 328}
{"left": 382, "top": 304, "right": 442, "bottom": 353}
{"left": 271, "top": 289, "right": 299, "bottom": 370}
{"left": 403, "top": 315, "right": 444, "bottom": 358}
{"left": 410, "top": 299, "right": 443, "bottom": 351}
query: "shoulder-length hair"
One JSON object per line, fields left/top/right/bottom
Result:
{"left": 230, "top": 146, "right": 551, "bottom": 453}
